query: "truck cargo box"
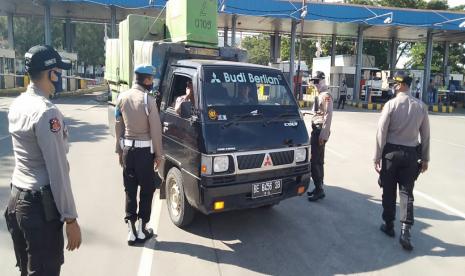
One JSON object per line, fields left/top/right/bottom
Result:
{"left": 166, "top": 0, "right": 218, "bottom": 48}
{"left": 105, "top": 38, "right": 120, "bottom": 83}
{"left": 119, "top": 14, "right": 165, "bottom": 85}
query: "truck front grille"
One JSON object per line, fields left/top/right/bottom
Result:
{"left": 237, "top": 153, "right": 265, "bottom": 170}
{"left": 270, "top": 150, "right": 294, "bottom": 166}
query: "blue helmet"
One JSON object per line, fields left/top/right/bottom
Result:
{"left": 134, "top": 64, "right": 156, "bottom": 76}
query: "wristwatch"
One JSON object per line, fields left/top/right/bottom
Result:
{"left": 65, "top": 218, "right": 77, "bottom": 225}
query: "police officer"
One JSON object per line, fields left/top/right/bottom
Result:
{"left": 374, "top": 71, "right": 430, "bottom": 251}
{"left": 4, "top": 45, "right": 81, "bottom": 276}
{"left": 308, "top": 71, "right": 333, "bottom": 202}
{"left": 115, "top": 64, "right": 163, "bottom": 246}
{"left": 337, "top": 80, "right": 347, "bottom": 109}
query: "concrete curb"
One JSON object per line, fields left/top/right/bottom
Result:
{"left": 346, "top": 101, "right": 455, "bottom": 113}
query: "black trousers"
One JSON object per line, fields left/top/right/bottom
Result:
{"left": 4, "top": 186, "right": 64, "bottom": 276}
{"left": 337, "top": 95, "right": 346, "bottom": 109}
{"left": 122, "top": 146, "right": 160, "bottom": 223}
{"left": 380, "top": 144, "right": 420, "bottom": 226}
{"left": 310, "top": 126, "right": 325, "bottom": 189}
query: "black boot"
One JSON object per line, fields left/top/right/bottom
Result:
{"left": 399, "top": 223, "right": 413, "bottom": 251}
{"left": 307, "top": 188, "right": 316, "bottom": 196}
{"left": 380, "top": 222, "right": 395, "bottom": 237}
{"left": 308, "top": 187, "right": 325, "bottom": 202}
{"left": 127, "top": 220, "right": 137, "bottom": 246}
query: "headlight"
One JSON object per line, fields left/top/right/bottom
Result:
{"left": 295, "top": 148, "right": 307, "bottom": 163}
{"left": 213, "top": 156, "right": 229, "bottom": 173}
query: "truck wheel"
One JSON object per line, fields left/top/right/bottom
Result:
{"left": 165, "top": 167, "right": 195, "bottom": 227}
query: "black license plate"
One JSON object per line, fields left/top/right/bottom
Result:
{"left": 252, "top": 179, "right": 282, "bottom": 199}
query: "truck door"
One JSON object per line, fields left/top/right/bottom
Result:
{"left": 159, "top": 68, "right": 202, "bottom": 203}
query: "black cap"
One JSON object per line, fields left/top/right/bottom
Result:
{"left": 393, "top": 71, "right": 413, "bottom": 86}
{"left": 25, "top": 45, "right": 72, "bottom": 73}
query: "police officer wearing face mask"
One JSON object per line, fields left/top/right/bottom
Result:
{"left": 308, "top": 71, "right": 333, "bottom": 202}
{"left": 4, "top": 45, "right": 81, "bottom": 276}
{"left": 115, "top": 64, "right": 163, "bottom": 246}
{"left": 374, "top": 71, "right": 430, "bottom": 251}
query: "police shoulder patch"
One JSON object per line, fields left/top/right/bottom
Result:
{"left": 49, "top": 118, "right": 61, "bottom": 133}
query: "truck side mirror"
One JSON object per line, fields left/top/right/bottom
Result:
{"left": 180, "top": 101, "right": 193, "bottom": 119}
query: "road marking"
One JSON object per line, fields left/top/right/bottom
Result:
{"left": 325, "top": 146, "right": 347, "bottom": 159}
{"left": 414, "top": 190, "right": 465, "bottom": 220}
{"left": 137, "top": 192, "right": 163, "bottom": 276}
{"left": 0, "top": 135, "right": 10, "bottom": 141}
{"left": 432, "top": 138, "right": 465, "bottom": 150}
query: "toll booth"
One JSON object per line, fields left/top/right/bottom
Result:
{"left": 58, "top": 51, "right": 78, "bottom": 92}
{"left": 0, "top": 48, "right": 16, "bottom": 89}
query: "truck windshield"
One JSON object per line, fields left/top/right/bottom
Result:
{"left": 203, "top": 67, "right": 296, "bottom": 107}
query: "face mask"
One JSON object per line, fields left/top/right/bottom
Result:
{"left": 48, "top": 70, "right": 61, "bottom": 94}
{"left": 143, "top": 83, "right": 153, "bottom": 91}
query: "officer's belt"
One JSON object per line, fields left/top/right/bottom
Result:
{"left": 312, "top": 123, "right": 323, "bottom": 130}
{"left": 385, "top": 143, "right": 417, "bottom": 151}
{"left": 11, "top": 185, "right": 51, "bottom": 201}
{"left": 123, "top": 139, "right": 151, "bottom": 148}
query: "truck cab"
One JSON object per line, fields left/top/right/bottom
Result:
{"left": 157, "top": 59, "right": 311, "bottom": 227}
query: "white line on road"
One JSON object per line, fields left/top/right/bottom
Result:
{"left": 0, "top": 135, "right": 10, "bottom": 141}
{"left": 414, "top": 190, "right": 465, "bottom": 220}
{"left": 432, "top": 138, "right": 465, "bottom": 150}
{"left": 325, "top": 146, "right": 347, "bottom": 159}
{"left": 137, "top": 192, "right": 163, "bottom": 276}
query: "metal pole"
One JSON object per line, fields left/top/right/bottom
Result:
{"left": 110, "top": 5, "right": 117, "bottom": 38}
{"left": 274, "top": 32, "right": 281, "bottom": 61}
{"left": 354, "top": 25, "right": 364, "bottom": 102}
{"left": 65, "top": 18, "right": 72, "bottom": 52}
{"left": 423, "top": 29, "right": 433, "bottom": 104}
{"left": 290, "top": 20, "right": 298, "bottom": 99}
{"left": 443, "top": 41, "right": 450, "bottom": 87}
{"left": 44, "top": 1, "right": 52, "bottom": 45}
{"left": 330, "top": 34, "right": 336, "bottom": 67}
{"left": 231, "top": 15, "right": 237, "bottom": 47}
{"left": 270, "top": 34, "right": 276, "bottom": 62}
{"left": 7, "top": 13, "right": 14, "bottom": 49}
{"left": 223, "top": 27, "right": 229, "bottom": 46}
{"left": 296, "top": 0, "right": 306, "bottom": 100}
{"left": 389, "top": 37, "right": 397, "bottom": 71}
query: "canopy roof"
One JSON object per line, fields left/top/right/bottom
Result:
{"left": 1, "top": 0, "right": 464, "bottom": 42}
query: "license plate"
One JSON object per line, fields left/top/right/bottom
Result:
{"left": 252, "top": 179, "right": 282, "bottom": 199}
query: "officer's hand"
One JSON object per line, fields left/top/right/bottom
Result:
{"left": 154, "top": 158, "right": 161, "bottom": 171}
{"left": 65, "top": 220, "right": 82, "bottom": 251}
{"left": 118, "top": 152, "right": 123, "bottom": 167}
{"left": 374, "top": 160, "right": 381, "bottom": 174}
{"left": 421, "top": 161, "right": 428, "bottom": 173}
{"left": 319, "top": 138, "right": 326, "bottom": 146}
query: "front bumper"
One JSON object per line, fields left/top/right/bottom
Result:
{"left": 197, "top": 164, "right": 311, "bottom": 214}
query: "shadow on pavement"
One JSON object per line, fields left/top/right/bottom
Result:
{"left": 65, "top": 118, "right": 108, "bottom": 144}
{"left": 152, "top": 186, "right": 465, "bottom": 276}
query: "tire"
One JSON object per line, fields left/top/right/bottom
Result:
{"left": 165, "top": 167, "right": 195, "bottom": 228}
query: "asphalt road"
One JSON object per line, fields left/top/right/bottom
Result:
{"left": 1, "top": 95, "right": 464, "bottom": 276}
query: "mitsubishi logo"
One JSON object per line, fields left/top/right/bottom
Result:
{"left": 211, "top": 73, "right": 221, "bottom": 83}
{"left": 262, "top": 153, "right": 273, "bottom": 167}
